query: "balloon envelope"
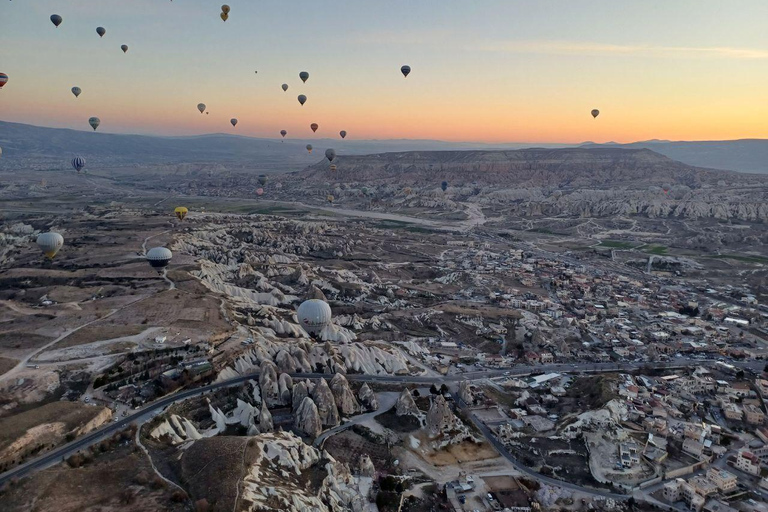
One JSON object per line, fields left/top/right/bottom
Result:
{"left": 50, "top": 15, "right": 62, "bottom": 27}
{"left": 306, "top": 144, "right": 313, "bottom": 153}
{"left": 230, "top": 118, "right": 238, "bottom": 127}
{"left": 96, "top": 27, "right": 106, "bottom": 37}
{"left": 174, "top": 207, "right": 188, "bottom": 220}
{"left": 146, "top": 247, "right": 172, "bottom": 270}
{"left": 71, "top": 87, "right": 81, "bottom": 98}
{"left": 297, "top": 299, "right": 332, "bottom": 334}
{"left": 299, "top": 71, "right": 309, "bottom": 83}
{"left": 0, "top": 73, "right": 8, "bottom": 89}
{"left": 297, "top": 95, "right": 307, "bottom": 106}
{"left": 325, "top": 149, "right": 336, "bottom": 162}
{"left": 256, "top": 188, "right": 264, "bottom": 196}
{"left": 258, "top": 175, "right": 268, "bottom": 186}
{"left": 37, "top": 232, "right": 64, "bottom": 260}
{"left": 441, "top": 181, "right": 448, "bottom": 191}
{"left": 71, "top": 156, "right": 86, "bottom": 173}
{"left": 281, "top": 84, "right": 288, "bottom": 92}
{"left": 326, "top": 195, "right": 334, "bottom": 204}
{"left": 310, "top": 123, "right": 318, "bottom": 133}
{"left": 221, "top": 4, "right": 230, "bottom": 14}
{"left": 280, "top": 130, "right": 287, "bottom": 138}
{"left": 339, "top": 130, "right": 347, "bottom": 139}
{"left": 89, "top": 117, "right": 100, "bottom": 131}
{"left": 220, "top": 12, "right": 228, "bottom": 21}
{"left": 197, "top": 103, "right": 206, "bottom": 113}
{"left": 591, "top": 109, "right": 600, "bottom": 118}
{"left": 121, "top": 44, "right": 128, "bottom": 53}
{"left": 401, "top": 65, "right": 411, "bottom": 77}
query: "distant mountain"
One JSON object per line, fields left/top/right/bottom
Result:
{"left": 581, "top": 139, "right": 768, "bottom": 174}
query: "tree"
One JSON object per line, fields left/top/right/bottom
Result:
{"left": 440, "top": 384, "right": 449, "bottom": 394}
{"left": 429, "top": 384, "right": 438, "bottom": 395}
{"left": 412, "top": 389, "right": 420, "bottom": 397}
{"left": 736, "top": 370, "right": 745, "bottom": 380}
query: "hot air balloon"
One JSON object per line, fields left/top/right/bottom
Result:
{"left": 71, "top": 87, "right": 81, "bottom": 98}
{"left": 221, "top": 4, "right": 230, "bottom": 14}
{"left": 330, "top": 164, "right": 337, "bottom": 172}
{"left": 403, "top": 187, "right": 412, "bottom": 196}
{"left": 37, "top": 232, "right": 64, "bottom": 260}
{"left": 256, "top": 188, "right": 264, "bottom": 196}
{"left": 591, "top": 109, "right": 600, "bottom": 119}
{"left": 96, "top": 27, "right": 106, "bottom": 38}
{"left": 297, "top": 299, "right": 332, "bottom": 335}
{"left": 220, "top": 12, "right": 228, "bottom": 21}
{"left": 146, "top": 247, "right": 172, "bottom": 272}
{"left": 280, "top": 130, "right": 287, "bottom": 138}
{"left": 299, "top": 71, "right": 309, "bottom": 83}
{"left": 89, "top": 117, "right": 101, "bottom": 131}
{"left": 281, "top": 84, "right": 288, "bottom": 92}
{"left": 121, "top": 45, "right": 128, "bottom": 53}
{"left": 230, "top": 118, "right": 238, "bottom": 127}
{"left": 50, "top": 15, "right": 62, "bottom": 27}
{"left": 339, "top": 130, "right": 347, "bottom": 139}
{"left": 298, "top": 95, "right": 307, "bottom": 106}
{"left": 325, "top": 149, "right": 336, "bottom": 162}
{"left": 306, "top": 144, "right": 313, "bottom": 154}
{"left": 258, "top": 175, "right": 268, "bottom": 186}
{"left": 310, "top": 123, "right": 318, "bottom": 133}
{"left": 401, "top": 65, "right": 411, "bottom": 78}
{"left": 326, "top": 195, "right": 334, "bottom": 204}
{"left": 441, "top": 181, "right": 448, "bottom": 192}
{"left": 197, "top": 103, "right": 206, "bottom": 114}
{"left": 71, "top": 156, "right": 86, "bottom": 173}
{"left": 174, "top": 207, "right": 188, "bottom": 221}
{"left": 0, "top": 73, "right": 7, "bottom": 90}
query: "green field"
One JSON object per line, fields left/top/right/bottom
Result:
{"left": 643, "top": 245, "right": 668, "bottom": 255}
{"left": 597, "top": 240, "right": 637, "bottom": 249}
{"left": 712, "top": 254, "right": 768, "bottom": 264}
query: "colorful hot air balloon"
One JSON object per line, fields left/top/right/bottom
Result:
{"left": 258, "top": 175, "right": 268, "bottom": 186}
{"left": 221, "top": 4, "right": 230, "bottom": 14}
{"left": 591, "top": 109, "right": 600, "bottom": 119}
{"left": 230, "top": 118, "right": 238, "bottom": 127}
{"left": 256, "top": 188, "right": 264, "bottom": 196}
{"left": 220, "top": 12, "right": 228, "bottom": 21}
{"left": 146, "top": 247, "right": 172, "bottom": 273}
{"left": 306, "top": 144, "right": 313, "bottom": 154}
{"left": 326, "top": 195, "right": 334, "bottom": 204}
{"left": 71, "top": 157, "right": 86, "bottom": 173}
{"left": 174, "top": 207, "right": 188, "bottom": 220}
{"left": 96, "top": 27, "right": 106, "bottom": 37}
{"left": 197, "top": 103, "right": 206, "bottom": 114}
{"left": 280, "top": 130, "right": 287, "bottom": 138}
{"left": 71, "top": 87, "right": 82, "bottom": 98}
{"left": 339, "top": 130, "right": 347, "bottom": 139}
{"left": 50, "top": 15, "right": 63, "bottom": 27}
{"left": 330, "top": 164, "right": 337, "bottom": 172}
{"left": 281, "top": 83, "right": 288, "bottom": 92}
{"left": 401, "top": 65, "right": 411, "bottom": 78}
{"left": 89, "top": 117, "right": 101, "bottom": 131}
{"left": 310, "top": 123, "right": 318, "bottom": 133}
{"left": 325, "top": 149, "right": 336, "bottom": 162}
{"left": 298, "top": 95, "right": 307, "bottom": 106}
{"left": 121, "top": 44, "right": 128, "bottom": 53}
{"left": 0, "top": 73, "right": 9, "bottom": 90}
{"left": 37, "top": 232, "right": 64, "bottom": 260}
{"left": 441, "top": 181, "right": 448, "bottom": 192}
{"left": 299, "top": 71, "right": 309, "bottom": 83}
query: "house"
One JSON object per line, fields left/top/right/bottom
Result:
{"left": 721, "top": 402, "right": 743, "bottom": 421}
{"left": 619, "top": 442, "right": 640, "bottom": 468}
{"left": 683, "top": 438, "right": 706, "bottom": 459}
{"left": 706, "top": 468, "right": 737, "bottom": 493}
{"left": 539, "top": 352, "right": 554, "bottom": 364}
{"left": 734, "top": 451, "right": 761, "bottom": 476}
{"left": 744, "top": 404, "right": 765, "bottom": 425}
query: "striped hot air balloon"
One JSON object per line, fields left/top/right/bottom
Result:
{"left": 72, "top": 157, "right": 86, "bottom": 173}
{"left": 0, "top": 73, "right": 8, "bottom": 90}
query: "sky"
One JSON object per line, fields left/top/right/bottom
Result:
{"left": 1, "top": 0, "right": 767, "bottom": 143}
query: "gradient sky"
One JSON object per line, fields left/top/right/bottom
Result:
{"left": 1, "top": 0, "right": 767, "bottom": 143}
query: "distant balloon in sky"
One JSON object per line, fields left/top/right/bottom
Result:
{"left": 96, "top": 27, "right": 106, "bottom": 37}
{"left": 71, "top": 87, "right": 81, "bottom": 98}
{"left": 121, "top": 44, "right": 128, "bottom": 53}
{"left": 230, "top": 118, "right": 238, "bottom": 127}
{"left": 441, "top": 181, "right": 448, "bottom": 192}
{"left": 310, "top": 123, "right": 318, "bottom": 133}
{"left": 0, "top": 73, "right": 10, "bottom": 90}
{"left": 50, "top": 15, "right": 62, "bottom": 27}
{"left": 401, "top": 65, "right": 411, "bottom": 78}
{"left": 298, "top": 94, "right": 307, "bottom": 106}
{"left": 281, "top": 83, "right": 288, "bottom": 92}
{"left": 174, "top": 207, "right": 188, "bottom": 220}
{"left": 72, "top": 156, "right": 86, "bottom": 173}
{"left": 220, "top": 12, "right": 228, "bottom": 21}
{"left": 299, "top": 71, "right": 309, "bottom": 83}
{"left": 280, "top": 130, "right": 287, "bottom": 138}
{"left": 89, "top": 117, "right": 101, "bottom": 131}
{"left": 591, "top": 109, "right": 600, "bottom": 119}
{"left": 221, "top": 4, "right": 230, "bottom": 14}
{"left": 37, "top": 232, "right": 64, "bottom": 260}
{"left": 256, "top": 188, "right": 264, "bottom": 196}
{"left": 306, "top": 144, "right": 313, "bottom": 154}
{"left": 197, "top": 103, "right": 206, "bottom": 114}
{"left": 339, "top": 130, "right": 347, "bottom": 139}
{"left": 325, "top": 149, "right": 336, "bottom": 162}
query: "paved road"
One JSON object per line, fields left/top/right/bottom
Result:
{"left": 313, "top": 391, "right": 399, "bottom": 448}
{"left": 1, "top": 357, "right": 760, "bottom": 486}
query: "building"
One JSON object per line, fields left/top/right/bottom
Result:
{"left": 735, "top": 451, "right": 761, "bottom": 476}
{"left": 706, "top": 468, "right": 737, "bottom": 493}
{"left": 683, "top": 438, "right": 706, "bottom": 460}
{"left": 619, "top": 441, "right": 640, "bottom": 468}
{"left": 664, "top": 479, "right": 707, "bottom": 511}
{"left": 744, "top": 404, "right": 765, "bottom": 425}
{"left": 721, "top": 402, "right": 743, "bottom": 421}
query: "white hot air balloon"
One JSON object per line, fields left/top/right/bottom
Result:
{"left": 146, "top": 247, "right": 172, "bottom": 272}
{"left": 37, "top": 232, "right": 64, "bottom": 260}
{"left": 297, "top": 299, "right": 332, "bottom": 335}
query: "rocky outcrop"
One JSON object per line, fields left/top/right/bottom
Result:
{"left": 357, "top": 454, "right": 375, "bottom": 478}
{"left": 279, "top": 373, "right": 294, "bottom": 406}
{"left": 259, "top": 360, "right": 280, "bottom": 407}
{"left": 357, "top": 383, "right": 378, "bottom": 412}
{"left": 259, "top": 401, "right": 274, "bottom": 433}
{"left": 294, "top": 397, "right": 322, "bottom": 438}
{"left": 395, "top": 388, "right": 420, "bottom": 418}
{"left": 292, "top": 380, "right": 309, "bottom": 413}
{"left": 329, "top": 373, "right": 359, "bottom": 417}
{"left": 458, "top": 380, "right": 474, "bottom": 405}
{"left": 426, "top": 395, "right": 458, "bottom": 437}
{"left": 311, "top": 378, "right": 340, "bottom": 427}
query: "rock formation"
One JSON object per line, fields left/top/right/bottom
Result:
{"left": 259, "top": 360, "right": 280, "bottom": 407}
{"left": 357, "top": 383, "right": 378, "bottom": 412}
{"left": 357, "top": 454, "right": 375, "bottom": 478}
{"left": 294, "top": 396, "right": 323, "bottom": 438}
{"left": 395, "top": 388, "right": 420, "bottom": 417}
{"left": 426, "top": 394, "right": 458, "bottom": 437}
{"left": 292, "top": 380, "right": 309, "bottom": 413}
{"left": 329, "top": 373, "right": 359, "bottom": 417}
{"left": 458, "top": 380, "right": 474, "bottom": 405}
{"left": 311, "top": 378, "right": 340, "bottom": 427}
{"left": 259, "top": 401, "right": 274, "bottom": 433}
{"left": 279, "top": 373, "right": 294, "bottom": 406}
